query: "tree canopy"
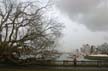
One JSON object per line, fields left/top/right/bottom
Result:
{"left": 0, "top": 0, "right": 63, "bottom": 64}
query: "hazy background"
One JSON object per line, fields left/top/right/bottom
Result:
{"left": 54, "top": 0, "right": 108, "bottom": 52}
{"left": 22, "top": 0, "right": 108, "bottom": 52}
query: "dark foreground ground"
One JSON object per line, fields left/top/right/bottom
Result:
{"left": 0, "top": 67, "right": 108, "bottom": 71}
{"left": 0, "top": 65, "right": 108, "bottom": 71}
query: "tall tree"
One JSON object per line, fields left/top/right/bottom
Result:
{"left": 0, "top": 0, "right": 63, "bottom": 63}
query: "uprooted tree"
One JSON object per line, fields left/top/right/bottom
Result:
{"left": 0, "top": 0, "right": 63, "bottom": 64}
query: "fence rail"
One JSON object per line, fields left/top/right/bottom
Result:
{"left": 1, "top": 58, "right": 108, "bottom": 67}
{"left": 20, "top": 59, "right": 108, "bottom": 67}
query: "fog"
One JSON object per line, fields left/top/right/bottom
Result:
{"left": 55, "top": 0, "right": 108, "bottom": 52}
{"left": 21, "top": 0, "right": 108, "bottom": 52}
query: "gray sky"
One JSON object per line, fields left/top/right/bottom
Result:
{"left": 52, "top": 0, "right": 108, "bottom": 52}
{"left": 22, "top": 0, "right": 108, "bottom": 52}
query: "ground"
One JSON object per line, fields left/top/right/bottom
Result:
{"left": 0, "top": 69, "right": 107, "bottom": 71}
{"left": 0, "top": 67, "right": 108, "bottom": 71}
{"left": 0, "top": 64, "right": 107, "bottom": 71}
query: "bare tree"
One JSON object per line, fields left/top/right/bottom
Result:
{"left": 0, "top": 0, "right": 63, "bottom": 63}
{"left": 80, "top": 44, "right": 97, "bottom": 56}
{"left": 97, "top": 43, "right": 108, "bottom": 54}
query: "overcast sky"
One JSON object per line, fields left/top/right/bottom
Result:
{"left": 22, "top": 0, "right": 108, "bottom": 52}
{"left": 51, "top": 0, "right": 108, "bottom": 52}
